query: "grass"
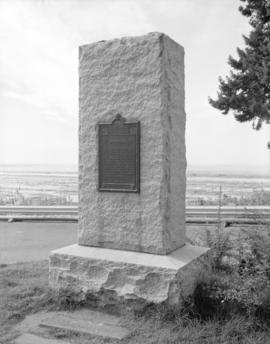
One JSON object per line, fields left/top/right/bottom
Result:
{"left": 0, "top": 260, "right": 55, "bottom": 344}
{"left": 1, "top": 260, "right": 270, "bottom": 344}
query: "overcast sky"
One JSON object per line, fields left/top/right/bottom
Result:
{"left": 0, "top": 0, "right": 269, "bottom": 171}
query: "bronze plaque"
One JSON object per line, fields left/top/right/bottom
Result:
{"left": 98, "top": 114, "right": 140, "bottom": 193}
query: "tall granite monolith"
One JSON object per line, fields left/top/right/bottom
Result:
{"left": 49, "top": 33, "right": 209, "bottom": 306}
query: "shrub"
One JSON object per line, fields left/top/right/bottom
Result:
{"left": 192, "top": 223, "right": 270, "bottom": 324}
{"left": 205, "top": 227, "right": 234, "bottom": 272}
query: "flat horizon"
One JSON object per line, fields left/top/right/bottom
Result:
{"left": 0, "top": 162, "right": 269, "bottom": 175}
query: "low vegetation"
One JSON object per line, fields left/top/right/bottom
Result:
{"left": 198, "top": 222, "right": 270, "bottom": 323}
{"left": 1, "top": 223, "right": 270, "bottom": 343}
{"left": 0, "top": 261, "right": 55, "bottom": 344}
{"left": 193, "top": 189, "right": 270, "bottom": 206}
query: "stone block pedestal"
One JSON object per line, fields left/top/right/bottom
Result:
{"left": 49, "top": 32, "right": 210, "bottom": 306}
{"left": 49, "top": 243, "right": 209, "bottom": 305}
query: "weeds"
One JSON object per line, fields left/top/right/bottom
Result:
{"left": 1, "top": 254, "right": 270, "bottom": 344}
{"left": 191, "top": 213, "right": 270, "bottom": 327}
{"left": 0, "top": 261, "right": 54, "bottom": 343}
{"left": 1, "top": 217, "right": 270, "bottom": 343}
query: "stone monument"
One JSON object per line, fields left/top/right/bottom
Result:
{"left": 49, "top": 32, "right": 209, "bottom": 306}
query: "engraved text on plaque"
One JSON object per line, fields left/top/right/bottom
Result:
{"left": 98, "top": 114, "right": 140, "bottom": 192}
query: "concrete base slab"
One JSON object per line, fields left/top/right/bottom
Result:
{"left": 14, "top": 333, "right": 70, "bottom": 344}
{"left": 39, "top": 309, "right": 129, "bottom": 340}
{"left": 49, "top": 244, "right": 209, "bottom": 305}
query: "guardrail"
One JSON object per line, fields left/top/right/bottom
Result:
{"left": 0, "top": 205, "right": 269, "bottom": 224}
{"left": 0, "top": 206, "right": 78, "bottom": 222}
{"left": 187, "top": 206, "right": 270, "bottom": 225}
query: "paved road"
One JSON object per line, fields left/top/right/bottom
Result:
{"left": 0, "top": 221, "right": 217, "bottom": 265}
{"left": 0, "top": 221, "right": 77, "bottom": 264}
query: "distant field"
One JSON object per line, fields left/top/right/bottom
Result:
{"left": 187, "top": 171, "right": 270, "bottom": 205}
{"left": 0, "top": 164, "right": 269, "bottom": 206}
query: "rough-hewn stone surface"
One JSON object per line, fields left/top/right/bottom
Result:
{"left": 49, "top": 244, "right": 209, "bottom": 305}
{"left": 79, "top": 32, "right": 186, "bottom": 254}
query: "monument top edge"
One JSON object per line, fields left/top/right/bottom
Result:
{"left": 79, "top": 32, "right": 184, "bottom": 51}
